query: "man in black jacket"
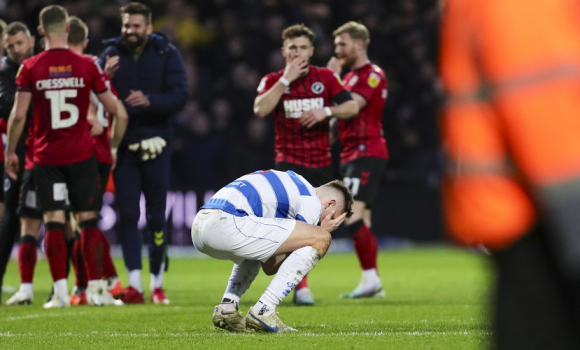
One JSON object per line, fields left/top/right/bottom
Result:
{"left": 0, "top": 21, "right": 36, "bottom": 304}
{"left": 98, "top": 2, "right": 187, "bottom": 304}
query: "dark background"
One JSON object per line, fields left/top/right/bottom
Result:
{"left": 1, "top": 0, "right": 443, "bottom": 244}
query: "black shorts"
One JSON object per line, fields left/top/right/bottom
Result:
{"left": 340, "top": 157, "right": 387, "bottom": 205}
{"left": 34, "top": 156, "right": 98, "bottom": 212}
{"left": 96, "top": 162, "right": 112, "bottom": 211}
{"left": 17, "top": 169, "right": 42, "bottom": 219}
{"left": 275, "top": 162, "right": 333, "bottom": 187}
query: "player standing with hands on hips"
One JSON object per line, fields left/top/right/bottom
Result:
{"left": 98, "top": 2, "right": 187, "bottom": 304}
{"left": 327, "top": 22, "right": 389, "bottom": 298}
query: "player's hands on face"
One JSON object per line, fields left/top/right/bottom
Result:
{"left": 283, "top": 56, "right": 309, "bottom": 82}
{"left": 5, "top": 153, "right": 19, "bottom": 180}
{"left": 300, "top": 108, "right": 327, "bottom": 129}
{"left": 125, "top": 90, "right": 151, "bottom": 107}
{"left": 105, "top": 55, "right": 120, "bottom": 78}
{"left": 327, "top": 57, "right": 342, "bottom": 75}
{"left": 320, "top": 209, "right": 347, "bottom": 233}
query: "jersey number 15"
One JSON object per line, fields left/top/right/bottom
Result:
{"left": 45, "top": 89, "right": 79, "bottom": 129}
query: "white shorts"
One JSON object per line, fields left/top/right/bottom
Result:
{"left": 191, "top": 209, "right": 297, "bottom": 264}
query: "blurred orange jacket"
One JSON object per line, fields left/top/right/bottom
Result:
{"left": 440, "top": 0, "right": 580, "bottom": 250}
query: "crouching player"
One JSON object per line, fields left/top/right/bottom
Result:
{"left": 191, "top": 170, "right": 353, "bottom": 332}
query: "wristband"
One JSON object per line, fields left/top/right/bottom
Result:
{"left": 111, "top": 147, "right": 118, "bottom": 154}
{"left": 279, "top": 77, "right": 290, "bottom": 86}
{"left": 324, "top": 107, "right": 332, "bottom": 117}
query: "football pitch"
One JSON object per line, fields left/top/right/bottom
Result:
{"left": 0, "top": 247, "right": 492, "bottom": 349}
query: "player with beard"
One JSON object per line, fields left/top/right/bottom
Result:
{"left": 98, "top": 2, "right": 187, "bottom": 304}
{"left": 254, "top": 24, "right": 359, "bottom": 306}
{"left": 0, "top": 22, "right": 45, "bottom": 306}
{"left": 327, "top": 22, "right": 388, "bottom": 298}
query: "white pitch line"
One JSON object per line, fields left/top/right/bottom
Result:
{"left": 0, "top": 330, "right": 491, "bottom": 337}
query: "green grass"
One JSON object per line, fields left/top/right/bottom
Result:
{"left": 0, "top": 247, "right": 492, "bottom": 349}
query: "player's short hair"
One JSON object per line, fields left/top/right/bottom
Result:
{"left": 39, "top": 5, "right": 68, "bottom": 37}
{"left": 121, "top": 2, "right": 152, "bottom": 24}
{"left": 333, "top": 21, "right": 370, "bottom": 49}
{"left": 67, "top": 16, "right": 88, "bottom": 45}
{"left": 0, "top": 19, "right": 7, "bottom": 36}
{"left": 322, "top": 179, "right": 354, "bottom": 219}
{"left": 282, "top": 24, "right": 315, "bottom": 45}
{"left": 4, "top": 21, "right": 30, "bottom": 37}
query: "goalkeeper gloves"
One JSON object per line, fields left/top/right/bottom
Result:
{"left": 128, "top": 136, "right": 167, "bottom": 161}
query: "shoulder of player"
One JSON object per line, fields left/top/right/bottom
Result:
{"left": 311, "top": 65, "right": 335, "bottom": 76}
{"left": 147, "top": 32, "right": 179, "bottom": 54}
{"left": 366, "top": 63, "right": 386, "bottom": 79}
{"left": 265, "top": 70, "right": 282, "bottom": 79}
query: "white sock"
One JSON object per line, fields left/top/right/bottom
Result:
{"left": 361, "top": 268, "right": 380, "bottom": 286}
{"left": 128, "top": 269, "right": 143, "bottom": 292}
{"left": 150, "top": 262, "right": 165, "bottom": 290}
{"left": 19, "top": 283, "right": 33, "bottom": 295}
{"left": 222, "top": 260, "right": 261, "bottom": 304}
{"left": 54, "top": 279, "right": 68, "bottom": 300}
{"left": 87, "top": 279, "right": 101, "bottom": 292}
{"left": 255, "top": 246, "right": 320, "bottom": 313}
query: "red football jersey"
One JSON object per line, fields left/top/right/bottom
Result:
{"left": 16, "top": 48, "right": 108, "bottom": 166}
{"left": 339, "top": 63, "right": 388, "bottom": 163}
{"left": 93, "top": 77, "right": 118, "bottom": 165}
{"left": 24, "top": 116, "right": 35, "bottom": 170}
{"left": 257, "top": 65, "right": 346, "bottom": 168}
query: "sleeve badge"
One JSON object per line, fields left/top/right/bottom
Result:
{"left": 368, "top": 72, "right": 381, "bottom": 88}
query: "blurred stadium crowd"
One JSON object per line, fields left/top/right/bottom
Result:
{"left": 1, "top": 0, "right": 441, "bottom": 234}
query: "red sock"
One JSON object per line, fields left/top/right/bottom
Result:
{"left": 296, "top": 274, "right": 309, "bottom": 290}
{"left": 98, "top": 231, "right": 117, "bottom": 279}
{"left": 18, "top": 236, "right": 37, "bottom": 283}
{"left": 80, "top": 223, "right": 104, "bottom": 281}
{"left": 349, "top": 221, "right": 378, "bottom": 271}
{"left": 72, "top": 238, "right": 87, "bottom": 288}
{"left": 44, "top": 223, "right": 68, "bottom": 281}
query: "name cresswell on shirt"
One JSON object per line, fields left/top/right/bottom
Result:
{"left": 35, "top": 77, "right": 85, "bottom": 90}
{"left": 283, "top": 97, "right": 324, "bottom": 119}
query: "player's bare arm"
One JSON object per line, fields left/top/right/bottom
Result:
{"left": 254, "top": 57, "right": 309, "bottom": 118}
{"left": 351, "top": 91, "right": 368, "bottom": 109}
{"left": 300, "top": 99, "right": 359, "bottom": 129}
{"left": 109, "top": 99, "right": 128, "bottom": 170}
{"left": 87, "top": 103, "right": 104, "bottom": 136}
{"left": 97, "top": 89, "right": 118, "bottom": 115}
{"left": 5, "top": 91, "right": 30, "bottom": 179}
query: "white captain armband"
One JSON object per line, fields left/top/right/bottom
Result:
{"left": 279, "top": 77, "right": 290, "bottom": 86}
{"left": 324, "top": 107, "right": 332, "bottom": 117}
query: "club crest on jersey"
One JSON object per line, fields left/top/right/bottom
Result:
{"left": 283, "top": 97, "right": 324, "bottom": 118}
{"left": 49, "top": 65, "right": 73, "bottom": 78}
{"left": 311, "top": 82, "right": 324, "bottom": 94}
{"left": 368, "top": 72, "right": 381, "bottom": 88}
